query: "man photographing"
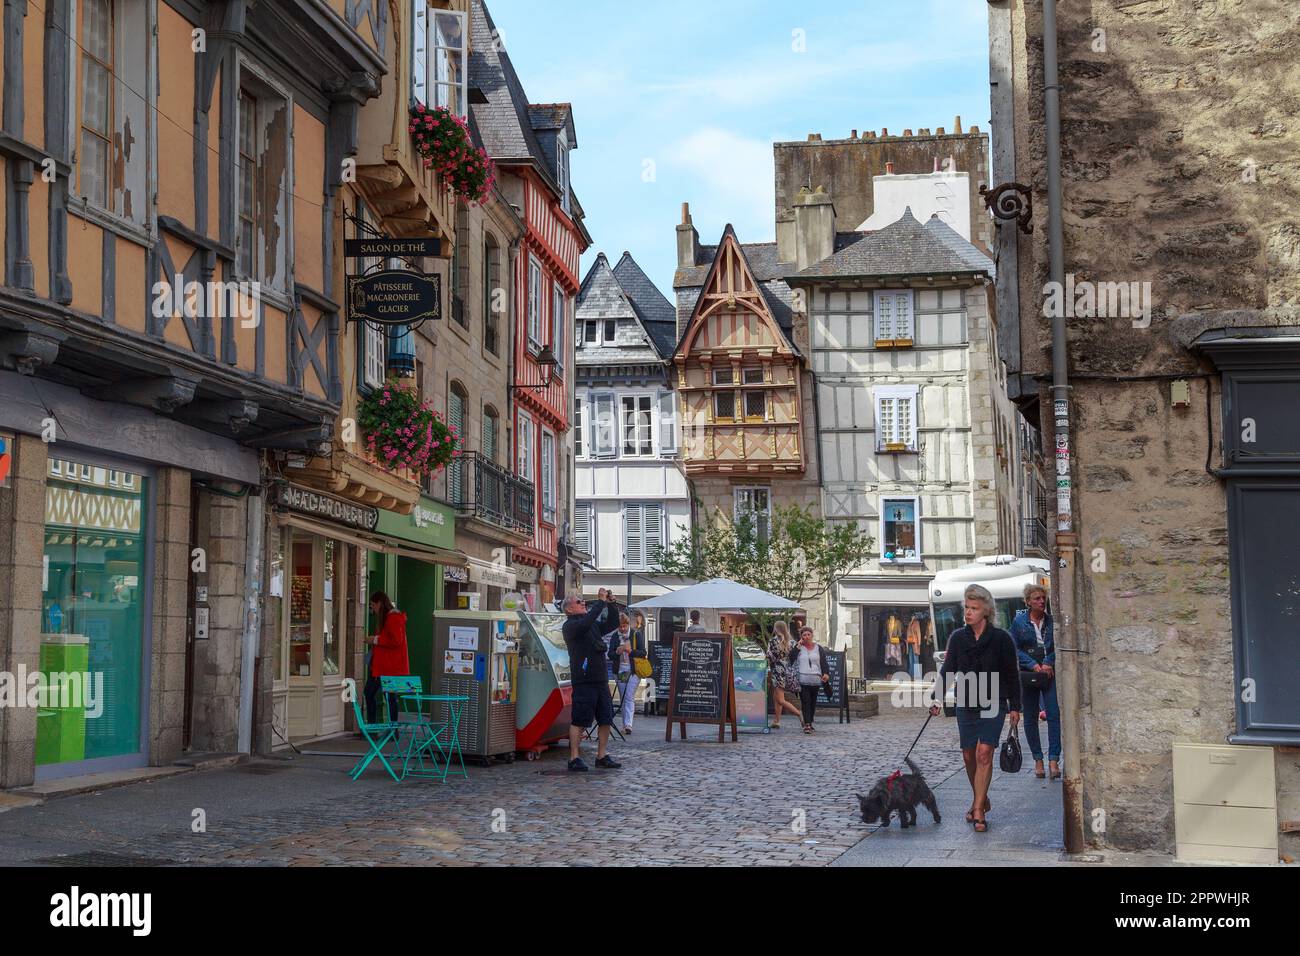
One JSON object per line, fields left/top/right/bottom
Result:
{"left": 561, "top": 592, "right": 621, "bottom": 771}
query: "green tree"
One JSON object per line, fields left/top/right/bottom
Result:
{"left": 653, "top": 502, "right": 875, "bottom": 647}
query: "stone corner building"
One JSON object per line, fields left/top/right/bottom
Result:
{"left": 990, "top": 0, "right": 1300, "bottom": 857}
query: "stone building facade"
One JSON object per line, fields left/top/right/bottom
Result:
{"left": 990, "top": 0, "right": 1300, "bottom": 857}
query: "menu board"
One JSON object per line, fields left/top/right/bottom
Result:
{"left": 816, "top": 649, "right": 849, "bottom": 722}
{"left": 664, "top": 633, "right": 738, "bottom": 742}
{"left": 648, "top": 642, "right": 673, "bottom": 700}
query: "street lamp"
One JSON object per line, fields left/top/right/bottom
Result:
{"left": 511, "top": 346, "right": 558, "bottom": 393}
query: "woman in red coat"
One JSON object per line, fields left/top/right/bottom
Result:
{"left": 365, "top": 591, "right": 410, "bottom": 723}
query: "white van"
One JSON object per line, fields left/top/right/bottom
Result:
{"left": 929, "top": 555, "right": 1051, "bottom": 679}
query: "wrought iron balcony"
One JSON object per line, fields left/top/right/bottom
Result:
{"left": 1022, "top": 515, "right": 1051, "bottom": 557}
{"left": 447, "top": 452, "right": 534, "bottom": 535}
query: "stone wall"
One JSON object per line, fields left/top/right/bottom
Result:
{"left": 1004, "top": 0, "right": 1300, "bottom": 855}
{"left": 148, "top": 467, "right": 191, "bottom": 767}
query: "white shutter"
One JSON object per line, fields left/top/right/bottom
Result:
{"left": 657, "top": 389, "right": 677, "bottom": 454}
{"left": 644, "top": 504, "right": 663, "bottom": 565}
{"left": 365, "top": 324, "right": 386, "bottom": 387}
{"left": 593, "top": 393, "right": 616, "bottom": 457}
{"left": 895, "top": 293, "right": 915, "bottom": 341}
{"left": 899, "top": 395, "right": 915, "bottom": 449}
{"left": 574, "top": 503, "right": 592, "bottom": 557}
{"left": 574, "top": 396, "right": 585, "bottom": 458}
{"left": 412, "top": 1, "right": 428, "bottom": 105}
{"left": 874, "top": 292, "right": 894, "bottom": 343}
{"left": 624, "top": 505, "right": 643, "bottom": 569}
{"left": 877, "top": 396, "right": 896, "bottom": 448}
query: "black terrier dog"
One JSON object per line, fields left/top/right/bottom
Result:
{"left": 856, "top": 757, "right": 941, "bottom": 828}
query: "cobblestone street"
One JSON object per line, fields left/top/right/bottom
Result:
{"left": 0, "top": 708, "right": 1028, "bottom": 867}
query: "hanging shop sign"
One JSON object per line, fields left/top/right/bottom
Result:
{"left": 347, "top": 270, "right": 441, "bottom": 327}
{"left": 275, "top": 484, "right": 379, "bottom": 532}
{"left": 344, "top": 236, "right": 441, "bottom": 260}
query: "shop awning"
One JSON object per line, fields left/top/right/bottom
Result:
{"left": 278, "top": 514, "right": 467, "bottom": 567}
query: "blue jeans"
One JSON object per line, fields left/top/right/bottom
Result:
{"left": 1020, "top": 674, "right": 1061, "bottom": 761}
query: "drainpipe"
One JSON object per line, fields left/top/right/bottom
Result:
{"left": 1043, "top": 0, "right": 1085, "bottom": 854}
{"left": 236, "top": 487, "right": 265, "bottom": 754}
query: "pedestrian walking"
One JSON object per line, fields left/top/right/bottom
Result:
{"left": 788, "top": 626, "right": 831, "bottom": 734}
{"left": 364, "top": 591, "right": 409, "bottom": 724}
{"left": 561, "top": 593, "right": 620, "bottom": 771}
{"left": 1010, "top": 583, "right": 1060, "bottom": 779}
{"left": 610, "top": 612, "right": 647, "bottom": 734}
{"left": 765, "top": 621, "right": 804, "bottom": 729}
{"left": 930, "top": 584, "right": 1021, "bottom": 832}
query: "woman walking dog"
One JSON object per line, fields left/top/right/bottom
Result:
{"left": 930, "top": 584, "right": 1020, "bottom": 832}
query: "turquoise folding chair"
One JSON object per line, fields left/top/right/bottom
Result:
{"left": 348, "top": 683, "right": 402, "bottom": 782}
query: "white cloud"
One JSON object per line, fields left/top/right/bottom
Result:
{"left": 664, "top": 128, "right": 775, "bottom": 240}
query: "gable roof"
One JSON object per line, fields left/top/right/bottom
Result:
{"left": 576, "top": 252, "right": 676, "bottom": 361}
{"left": 790, "top": 207, "right": 994, "bottom": 281}
{"left": 612, "top": 252, "right": 678, "bottom": 357}
{"left": 468, "top": 0, "right": 569, "bottom": 202}
{"left": 672, "top": 224, "right": 801, "bottom": 360}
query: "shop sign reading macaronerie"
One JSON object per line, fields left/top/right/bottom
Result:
{"left": 276, "top": 484, "right": 379, "bottom": 532}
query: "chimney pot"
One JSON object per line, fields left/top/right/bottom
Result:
{"left": 954, "top": 115, "right": 963, "bottom": 134}
{"left": 881, "top": 127, "right": 889, "bottom": 137}
{"left": 681, "top": 202, "right": 691, "bottom": 225}
{"left": 904, "top": 129, "right": 913, "bottom": 137}
{"left": 919, "top": 128, "right": 931, "bottom": 136}
{"left": 851, "top": 129, "right": 858, "bottom": 139}
{"left": 970, "top": 125, "right": 980, "bottom": 134}
{"left": 937, "top": 127, "right": 945, "bottom": 135}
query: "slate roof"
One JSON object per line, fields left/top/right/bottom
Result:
{"left": 575, "top": 253, "right": 677, "bottom": 362}
{"left": 468, "top": 1, "right": 569, "bottom": 202}
{"left": 672, "top": 233, "right": 862, "bottom": 289}
{"left": 612, "top": 252, "right": 678, "bottom": 357}
{"left": 790, "top": 207, "right": 994, "bottom": 281}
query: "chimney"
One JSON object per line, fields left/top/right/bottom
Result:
{"left": 954, "top": 115, "right": 963, "bottom": 135}
{"left": 676, "top": 202, "right": 699, "bottom": 270}
{"left": 793, "top": 185, "right": 836, "bottom": 271}
{"left": 776, "top": 210, "right": 796, "bottom": 263}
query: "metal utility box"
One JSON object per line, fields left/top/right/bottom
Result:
{"left": 429, "top": 610, "right": 520, "bottom": 762}
{"left": 1173, "top": 741, "right": 1277, "bottom": 864}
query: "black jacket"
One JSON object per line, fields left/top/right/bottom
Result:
{"left": 940, "top": 624, "right": 1022, "bottom": 714}
{"left": 562, "top": 600, "right": 612, "bottom": 686}
{"left": 787, "top": 642, "right": 832, "bottom": 698}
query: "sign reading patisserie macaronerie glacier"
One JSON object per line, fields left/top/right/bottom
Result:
{"left": 276, "top": 484, "right": 379, "bottom": 531}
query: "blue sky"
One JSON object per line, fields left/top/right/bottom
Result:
{"left": 487, "top": 0, "right": 992, "bottom": 296}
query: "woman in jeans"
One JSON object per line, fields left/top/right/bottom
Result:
{"left": 766, "top": 621, "right": 805, "bottom": 729}
{"left": 787, "top": 626, "right": 830, "bottom": 734}
{"left": 931, "top": 584, "right": 1020, "bottom": 832}
{"left": 611, "top": 612, "right": 647, "bottom": 734}
{"left": 1010, "top": 583, "right": 1060, "bottom": 779}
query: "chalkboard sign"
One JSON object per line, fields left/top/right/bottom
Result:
{"left": 648, "top": 642, "right": 673, "bottom": 703}
{"left": 664, "top": 633, "right": 737, "bottom": 742}
{"left": 816, "top": 649, "right": 850, "bottom": 723}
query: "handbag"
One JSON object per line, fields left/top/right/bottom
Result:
{"left": 999, "top": 723, "right": 1023, "bottom": 773}
{"left": 633, "top": 656, "right": 652, "bottom": 679}
{"left": 1019, "top": 644, "right": 1050, "bottom": 690}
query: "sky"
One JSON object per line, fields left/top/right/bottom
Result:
{"left": 486, "top": 0, "right": 992, "bottom": 297}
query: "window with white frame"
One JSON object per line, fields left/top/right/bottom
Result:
{"left": 74, "top": 0, "right": 149, "bottom": 226}
{"left": 552, "top": 284, "right": 566, "bottom": 378}
{"left": 517, "top": 411, "right": 534, "bottom": 483}
{"left": 354, "top": 205, "right": 387, "bottom": 389}
{"left": 540, "top": 430, "right": 556, "bottom": 524}
{"left": 875, "top": 385, "right": 919, "bottom": 452}
{"left": 881, "top": 497, "right": 920, "bottom": 562}
{"left": 734, "top": 487, "right": 771, "bottom": 546}
{"left": 874, "top": 290, "right": 915, "bottom": 346}
{"left": 623, "top": 502, "right": 664, "bottom": 571}
{"left": 573, "top": 501, "right": 594, "bottom": 558}
{"left": 413, "top": 4, "right": 467, "bottom": 118}
{"left": 591, "top": 392, "right": 616, "bottom": 457}
{"left": 527, "top": 257, "right": 543, "bottom": 349}
{"left": 621, "top": 395, "right": 653, "bottom": 457}
{"left": 556, "top": 133, "right": 570, "bottom": 215}
{"left": 580, "top": 321, "right": 597, "bottom": 348}
{"left": 574, "top": 394, "right": 586, "bottom": 458}
{"left": 657, "top": 390, "right": 678, "bottom": 455}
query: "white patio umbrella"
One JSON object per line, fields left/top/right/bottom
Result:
{"left": 627, "top": 578, "right": 800, "bottom": 610}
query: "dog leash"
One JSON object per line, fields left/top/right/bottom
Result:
{"left": 900, "top": 711, "right": 934, "bottom": 765}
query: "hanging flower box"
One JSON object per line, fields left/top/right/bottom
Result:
{"left": 357, "top": 379, "right": 460, "bottom": 478}
{"left": 408, "top": 103, "right": 495, "bottom": 205}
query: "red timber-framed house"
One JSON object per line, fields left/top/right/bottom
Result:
{"left": 468, "top": 0, "right": 590, "bottom": 607}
